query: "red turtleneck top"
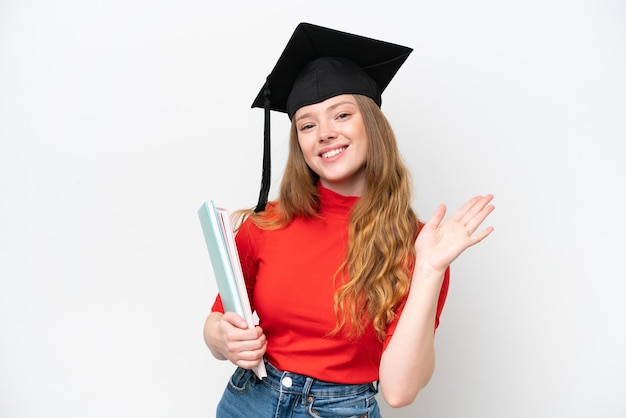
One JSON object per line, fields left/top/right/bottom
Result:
{"left": 211, "top": 185, "right": 449, "bottom": 384}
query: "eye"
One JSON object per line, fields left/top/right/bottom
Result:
{"left": 336, "top": 112, "right": 351, "bottom": 120}
{"left": 299, "top": 123, "right": 315, "bottom": 132}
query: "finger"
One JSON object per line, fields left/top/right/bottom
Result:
{"left": 464, "top": 200, "right": 495, "bottom": 234}
{"left": 426, "top": 204, "right": 447, "bottom": 228}
{"left": 222, "top": 311, "right": 249, "bottom": 329}
{"left": 460, "top": 194, "right": 495, "bottom": 225}
{"left": 469, "top": 225, "right": 495, "bottom": 247}
{"left": 232, "top": 341, "right": 266, "bottom": 367}
{"left": 450, "top": 195, "right": 483, "bottom": 222}
{"left": 237, "top": 355, "right": 264, "bottom": 370}
{"left": 224, "top": 326, "right": 263, "bottom": 345}
{"left": 231, "top": 336, "right": 266, "bottom": 354}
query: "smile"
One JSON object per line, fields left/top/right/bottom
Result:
{"left": 321, "top": 147, "right": 347, "bottom": 159}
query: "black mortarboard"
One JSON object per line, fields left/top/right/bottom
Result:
{"left": 251, "top": 22, "right": 413, "bottom": 212}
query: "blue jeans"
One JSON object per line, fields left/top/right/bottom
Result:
{"left": 216, "top": 360, "right": 381, "bottom": 417}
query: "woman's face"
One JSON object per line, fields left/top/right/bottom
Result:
{"left": 293, "top": 94, "right": 368, "bottom": 196}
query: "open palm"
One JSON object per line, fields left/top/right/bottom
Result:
{"left": 415, "top": 194, "right": 495, "bottom": 274}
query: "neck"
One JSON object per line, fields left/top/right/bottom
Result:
{"left": 319, "top": 177, "right": 365, "bottom": 197}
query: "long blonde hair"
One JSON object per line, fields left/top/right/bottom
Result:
{"left": 239, "top": 94, "right": 418, "bottom": 340}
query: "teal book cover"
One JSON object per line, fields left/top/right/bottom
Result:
{"left": 197, "top": 201, "right": 246, "bottom": 319}
{"left": 197, "top": 201, "right": 267, "bottom": 378}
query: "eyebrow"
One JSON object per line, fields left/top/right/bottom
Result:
{"left": 295, "top": 100, "right": 357, "bottom": 122}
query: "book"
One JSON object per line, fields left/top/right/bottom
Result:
{"left": 197, "top": 201, "right": 267, "bottom": 379}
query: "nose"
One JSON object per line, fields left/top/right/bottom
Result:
{"left": 318, "top": 121, "right": 337, "bottom": 142}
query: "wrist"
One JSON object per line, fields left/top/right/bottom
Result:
{"left": 412, "top": 261, "right": 446, "bottom": 285}
{"left": 204, "top": 312, "right": 228, "bottom": 360}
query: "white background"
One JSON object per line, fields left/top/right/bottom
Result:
{"left": 1, "top": 1, "right": 625, "bottom": 417}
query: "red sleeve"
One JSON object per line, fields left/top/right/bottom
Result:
{"left": 211, "top": 294, "right": 224, "bottom": 313}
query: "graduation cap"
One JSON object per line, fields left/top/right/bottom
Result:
{"left": 251, "top": 22, "right": 413, "bottom": 212}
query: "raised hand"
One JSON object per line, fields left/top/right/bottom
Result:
{"left": 415, "top": 194, "right": 495, "bottom": 275}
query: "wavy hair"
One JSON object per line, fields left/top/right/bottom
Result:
{"left": 239, "top": 94, "right": 418, "bottom": 340}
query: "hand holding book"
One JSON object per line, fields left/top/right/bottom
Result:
{"left": 198, "top": 201, "right": 267, "bottom": 379}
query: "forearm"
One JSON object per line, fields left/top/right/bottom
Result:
{"left": 203, "top": 311, "right": 228, "bottom": 360}
{"left": 379, "top": 266, "right": 445, "bottom": 407}
{"left": 380, "top": 194, "right": 494, "bottom": 407}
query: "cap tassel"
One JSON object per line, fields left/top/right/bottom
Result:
{"left": 254, "top": 80, "right": 271, "bottom": 212}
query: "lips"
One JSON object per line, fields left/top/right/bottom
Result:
{"left": 320, "top": 146, "right": 347, "bottom": 159}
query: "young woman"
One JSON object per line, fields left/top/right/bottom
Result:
{"left": 203, "top": 23, "right": 495, "bottom": 417}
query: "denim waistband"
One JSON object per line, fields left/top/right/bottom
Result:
{"left": 261, "top": 359, "right": 377, "bottom": 398}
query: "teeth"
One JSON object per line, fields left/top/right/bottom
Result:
{"left": 321, "top": 147, "right": 346, "bottom": 159}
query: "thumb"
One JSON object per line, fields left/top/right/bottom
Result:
{"left": 426, "top": 204, "right": 447, "bottom": 228}
{"left": 222, "top": 311, "right": 249, "bottom": 329}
